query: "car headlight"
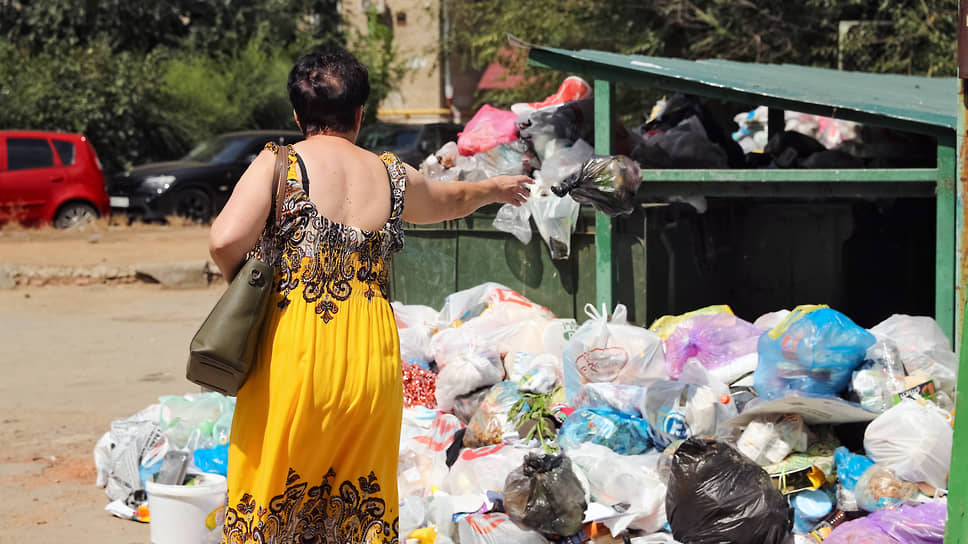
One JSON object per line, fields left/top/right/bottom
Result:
{"left": 143, "top": 175, "right": 176, "bottom": 194}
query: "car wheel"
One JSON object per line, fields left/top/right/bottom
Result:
{"left": 173, "top": 188, "right": 213, "bottom": 223}
{"left": 53, "top": 202, "right": 99, "bottom": 229}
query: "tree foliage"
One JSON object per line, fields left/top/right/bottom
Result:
{"left": 0, "top": 0, "right": 409, "bottom": 173}
{"left": 348, "top": 9, "right": 409, "bottom": 126}
{"left": 445, "top": 0, "right": 957, "bottom": 111}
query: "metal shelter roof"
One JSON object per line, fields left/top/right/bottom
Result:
{"left": 526, "top": 44, "right": 957, "bottom": 136}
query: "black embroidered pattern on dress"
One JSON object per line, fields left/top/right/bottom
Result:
{"left": 251, "top": 143, "right": 406, "bottom": 322}
{"left": 222, "top": 468, "right": 399, "bottom": 544}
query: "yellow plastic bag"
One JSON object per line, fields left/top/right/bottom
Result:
{"left": 648, "top": 305, "right": 734, "bottom": 340}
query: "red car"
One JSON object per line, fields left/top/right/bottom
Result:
{"left": 0, "top": 130, "right": 110, "bottom": 228}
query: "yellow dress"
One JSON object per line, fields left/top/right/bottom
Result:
{"left": 222, "top": 143, "right": 405, "bottom": 544}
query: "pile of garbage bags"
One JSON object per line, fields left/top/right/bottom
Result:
{"left": 420, "top": 80, "right": 936, "bottom": 263}
{"left": 393, "top": 282, "right": 955, "bottom": 544}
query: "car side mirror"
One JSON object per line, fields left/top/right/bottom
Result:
{"left": 243, "top": 153, "right": 258, "bottom": 164}
{"left": 419, "top": 141, "right": 431, "bottom": 153}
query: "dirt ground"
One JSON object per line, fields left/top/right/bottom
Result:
{"left": 0, "top": 223, "right": 221, "bottom": 543}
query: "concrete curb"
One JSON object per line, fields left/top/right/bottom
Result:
{"left": 0, "top": 262, "right": 224, "bottom": 288}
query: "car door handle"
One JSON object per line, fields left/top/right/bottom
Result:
{"left": 50, "top": 176, "right": 64, "bottom": 183}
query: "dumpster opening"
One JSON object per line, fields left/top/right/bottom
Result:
{"left": 645, "top": 197, "right": 935, "bottom": 328}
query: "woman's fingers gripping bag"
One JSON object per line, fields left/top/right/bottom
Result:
{"left": 563, "top": 304, "right": 665, "bottom": 402}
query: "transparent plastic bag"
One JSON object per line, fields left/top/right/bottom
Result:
{"left": 664, "top": 312, "right": 764, "bottom": 380}
{"left": 643, "top": 380, "right": 729, "bottom": 449}
{"left": 443, "top": 444, "right": 531, "bottom": 495}
{"left": 853, "top": 464, "right": 920, "bottom": 512}
{"left": 158, "top": 392, "right": 235, "bottom": 451}
{"left": 538, "top": 139, "right": 594, "bottom": 187}
{"left": 558, "top": 408, "right": 652, "bottom": 455}
{"left": 398, "top": 412, "right": 462, "bottom": 498}
{"left": 527, "top": 173, "right": 580, "bottom": 260}
{"left": 563, "top": 304, "right": 666, "bottom": 401}
{"left": 464, "top": 382, "right": 523, "bottom": 448}
{"left": 434, "top": 346, "right": 504, "bottom": 411}
{"left": 753, "top": 306, "right": 876, "bottom": 399}
{"left": 568, "top": 382, "right": 649, "bottom": 416}
{"left": 458, "top": 105, "right": 519, "bottom": 156}
{"left": 567, "top": 442, "right": 667, "bottom": 534}
{"left": 457, "top": 513, "right": 549, "bottom": 544}
{"left": 503, "top": 453, "right": 588, "bottom": 538}
{"left": 493, "top": 203, "right": 533, "bottom": 244}
{"left": 551, "top": 155, "right": 642, "bottom": 216}
{"left": 869, "top": 314, "right": 957, "bottom": 395}
{"left": 863, "top": 398, "right": 952, "bottom": 489}
{"left": 849, "top": 341, "right": 907, "bottom": 413}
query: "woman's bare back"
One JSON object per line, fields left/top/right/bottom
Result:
{"left": 292, "top": 136, "right": 393, "bottom": 233}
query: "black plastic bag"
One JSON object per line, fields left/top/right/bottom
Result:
{"left": 503, "top": 453, "right": 587, "bottom": 538}
{"left": 551, "top": 155, "right": 642, "bottom": 216}
{"left": 666, "top": 438, "right": 793, "bottom": 544}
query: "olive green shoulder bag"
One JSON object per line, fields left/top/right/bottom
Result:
{"left": 186, "top": 145, "right": 290, "bottom": 395}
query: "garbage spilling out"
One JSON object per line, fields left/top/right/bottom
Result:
{"left": 388, "top": 283, "right": 955, "bottom": 544}
{"left": 419, "top": 78, "right": 938, "bottom": 261}
{"left": 94, "top": 282, "right": 956, "bottom": 542}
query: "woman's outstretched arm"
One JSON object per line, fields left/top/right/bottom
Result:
{"left": 401, "top": 164, "right": 532, "bottom": 225}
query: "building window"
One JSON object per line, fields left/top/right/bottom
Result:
{"left": 396, "top": 11, "right": 407, "bottom": 26}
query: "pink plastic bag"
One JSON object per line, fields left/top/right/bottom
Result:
{"left": 664, "top": 313, "right": 764, "bottom": 380}
{"left": 458, "top": 105, "right": 519, "bottom": 156}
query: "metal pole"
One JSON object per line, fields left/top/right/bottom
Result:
{"left": 593, "top": 79, "right": 615, "bottom": 311}
{"left": 945, "top": 3, "right": 968, "bottom": 542}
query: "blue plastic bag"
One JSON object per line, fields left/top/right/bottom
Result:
{"left": 558, "top": 408, "right": 652, "bottom": 454}
{"left": 834, "top": 446, "right": 874, "bottom": 491}
{"left": 753, "top": 306, "right": 876, "bottom": 400}
{"left": 194, "top": 444, "right": 228, "bottom": 476}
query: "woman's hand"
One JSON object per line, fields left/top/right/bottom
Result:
{"left": 487, "top": 175, "right": 533, "bottom": 207}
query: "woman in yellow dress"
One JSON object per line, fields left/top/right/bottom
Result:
{"left": 208, "top": 47, "right": 531, "bottom": 544}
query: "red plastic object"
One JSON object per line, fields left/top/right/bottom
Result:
{"left": 457, "top": 105, "right": 519, "bottom": 156}
{"left": 527, "top": 76, "right": 592, "bottom": 111}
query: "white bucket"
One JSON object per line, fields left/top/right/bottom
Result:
{"left": 146, "top": 473, "right": 227, "bottom": 544}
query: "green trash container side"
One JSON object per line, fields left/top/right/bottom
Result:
{"left": 388, "top": 204, "right": 648, "bottom": 324}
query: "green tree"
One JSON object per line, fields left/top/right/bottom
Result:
{"left": 347, "top": 8, "right": 409, "bottom": 126}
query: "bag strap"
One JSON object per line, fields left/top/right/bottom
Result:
{"left": 271, "top": 144, "right": 290, "bottom": 232}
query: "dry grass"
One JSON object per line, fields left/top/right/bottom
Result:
{"left": 0, "top": 214, "right": 207, "bottom": 235}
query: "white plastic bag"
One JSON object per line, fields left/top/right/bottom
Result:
{"left": 568, "top": 442, "right": 668, "bottom": 534}
{"left": 458, "top": 513, "right": 549, "bottom": 544}
{"left": 436, "top": 283, "right": 553, "bottom": 331}
{"left": 539, "top": 139, "right": 594, "bottom": 187}
{"left": 506, "top": 352, "right": 562, "bottom": 394}
{"left": 398, "top": 411, "right": 463, "bottom": 498}
{"left": 443, "top": 444, "right": 532, "bottom": 496}
{"left": 434, "top": 346, "right": 504, "bottom": 411}
{"left": 863, "top": 398, "right": 952, "bottom": 489}
{"left": 563, "top": 304, "right": 666, "bottom": 401}
{"left": 527, "top": 171, "right": 580, "bottom": 260}
{"left": 494, "top": 203, "right": 533, "bottom": 245}
{"left": 869, "top": 314, "right": 957, "bottom": 394}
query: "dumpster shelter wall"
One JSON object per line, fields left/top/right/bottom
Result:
{"left": 390, "top": 204, "right": 649, "bottom": 323}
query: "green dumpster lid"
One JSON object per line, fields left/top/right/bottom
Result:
{"left": 527, "top": 44, "right": 957, "bottom": 136}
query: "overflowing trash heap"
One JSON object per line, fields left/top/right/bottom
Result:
{"left": 421, "top": 77, "right": 937, "bottom": 262}
{"left": 393, "top": 282, "right": 954, "bottom": 544}
{"left": 92, "top": 281, "right": 955, "bottom": 543}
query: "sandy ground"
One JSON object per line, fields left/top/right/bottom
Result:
{"left": 0, "top": 224, "right": 220, "bottom": 543}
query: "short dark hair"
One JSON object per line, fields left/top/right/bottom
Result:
{"left": 288, "top": 47, "right": 370, "bottom": 135}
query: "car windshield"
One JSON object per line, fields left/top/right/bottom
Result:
{"left": 358, "top": 125, "right": 419, "bottom": 152}
{"left": 183, "top": 135, "right": 250, "bottom": 164}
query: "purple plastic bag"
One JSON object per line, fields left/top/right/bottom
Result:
{"left": 824, "top": 501, "right": 946, "bottom": 544}
{"left": 665, "top": 313, "right": 764, "bottom": 380}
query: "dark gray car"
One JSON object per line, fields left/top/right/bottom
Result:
{"left": 108, "top": 130, "right": 303, "bottom": 222}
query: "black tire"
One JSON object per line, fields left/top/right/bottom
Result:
{"left": 173, "top": 188, "right": 213, "bottom": 223}
{"left": 53, "top": 201, "right": 99, "bottom": 229}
